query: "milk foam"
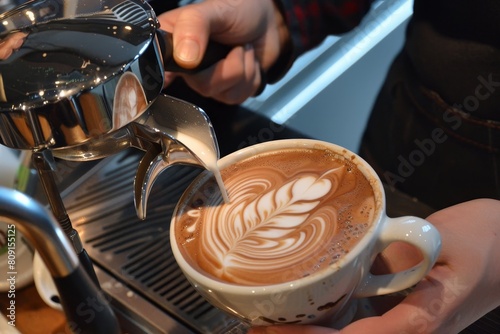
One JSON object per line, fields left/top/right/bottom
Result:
{"left": 175, "top": 148, "right": 376, "bottom": 285}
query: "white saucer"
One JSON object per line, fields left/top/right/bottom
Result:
{"left": 32, "top": 251, "right": 62, "bottom": 311}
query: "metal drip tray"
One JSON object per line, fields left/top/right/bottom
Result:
{"left": 60, "top": 149, "right": 247, "bottom": 333}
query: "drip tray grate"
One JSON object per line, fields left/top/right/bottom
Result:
{"left": 61, "top": 149, "right": 245, "bottom": 333}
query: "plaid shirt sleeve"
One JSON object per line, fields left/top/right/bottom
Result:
{"left": 280, "top": 0, "right": 374, "bottom": 58}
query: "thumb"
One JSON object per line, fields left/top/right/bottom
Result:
{"left": 168, "top": 3, "right": 218, "bottom": 69}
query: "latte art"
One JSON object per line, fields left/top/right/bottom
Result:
{"left": 175, "top": 148, "right": 376, "bottom": 285}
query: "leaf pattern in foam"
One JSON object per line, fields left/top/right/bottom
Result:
{"left": 210, "top": 167, "right": 346, "bottom": 269}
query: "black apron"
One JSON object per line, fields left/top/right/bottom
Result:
{"left": 359, "top": 0, "right": 500, "bottom": 211}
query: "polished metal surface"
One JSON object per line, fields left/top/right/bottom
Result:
{"left": 0, "top": 0, "right": 162, "bottom": 150}
{"left": 0, "top": 2, "right": 227, "bottom": 330}
{"left": 0, "top": 187, "right": 121, "bottom": 333}
{"left": 0, "top": 0, "right": 221, "bottom": 220}
{"left": 133, "top": 94, "right": 220, "bottom": 220}
{"left": 0, "top": 187, "right": 78, "bottom": 277}
{"left": 51, "top": 94, "right": 220, "bottom": 219}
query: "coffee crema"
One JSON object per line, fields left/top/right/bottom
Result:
{"left": 174, "top": 147, "right": 377, "bottom": 286}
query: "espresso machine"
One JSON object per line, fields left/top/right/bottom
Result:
{"left": 0, "top": 0, "right": 250, "bottom": 332}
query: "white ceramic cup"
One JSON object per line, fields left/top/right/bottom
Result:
{"left": 32, "top": 251, "right": 63, "bottom": 311}
{"left": 170, "top": 139, "right": 441, "bottom": 327}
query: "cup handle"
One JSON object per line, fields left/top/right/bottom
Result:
{"left": 353, "top": 216, "right": 442, "bottom": 298}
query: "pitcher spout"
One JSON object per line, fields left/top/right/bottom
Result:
{"left": 130, "top": 94, "right": 221, "bottom": 220}
{"left": 49, "top": 93, "right": 221, "bottom": 220}
{"left": 132, "top": 134, "right": 206, "bottom": 220}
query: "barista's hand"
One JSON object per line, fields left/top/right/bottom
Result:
{"left": 249, "top": 198, "right": 500, "bottom": 334}
{"left": 157, "top": 0, "right": 290, "bottom": 104}
{"left": 0, "top": 32, "right": 27, "bottom": 59}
